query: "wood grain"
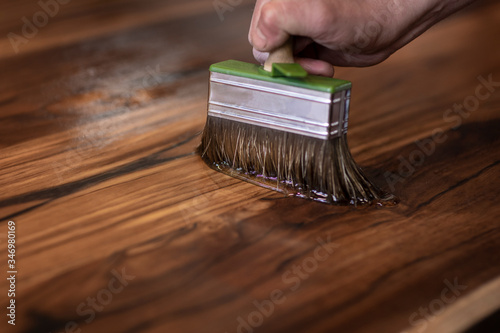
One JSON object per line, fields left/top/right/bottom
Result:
{"left": 406, "top": 276, "right": 500, "bottom": 333}
{"left": 0, "top": 0, "right": 499, "bottom": 332}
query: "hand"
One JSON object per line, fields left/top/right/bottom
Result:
{"left": 249, "top": 0, "right": 475, "bottom": 77}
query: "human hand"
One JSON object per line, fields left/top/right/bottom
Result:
{"left": 249, "top": 0, "right": 475, "bottom": 77}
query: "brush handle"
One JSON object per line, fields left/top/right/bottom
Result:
{"left": 264, "top": 38, "right": 294, "bottom": 72}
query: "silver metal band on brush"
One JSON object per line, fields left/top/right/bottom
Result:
{"left": 208, "top": 72, "right": 350, "bottom": 140}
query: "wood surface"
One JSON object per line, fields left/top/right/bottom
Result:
{"left": 1, "top": 0, "right": 499, "bottom": 332}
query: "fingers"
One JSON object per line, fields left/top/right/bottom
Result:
{"left": 253, "top": 37, "right": 313, "bottom": 64}
{"left": 252, "top": 47, "right": 334, "bottom": 77}
{"left": 249, "top": 0, "right": 336, "bottom": 76}
{"left": 248, "top": 0, "right": 271, "bottom": 45}
{"left": 250, "top": 0, "right": 288, "bottom": 51}
{"left": 250, "top": 0, "right": 333, "bottom": 52}
{"left": 295, "top": 58, "right": 335, "bottom": 77}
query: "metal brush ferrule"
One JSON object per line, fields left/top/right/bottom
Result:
{"left": 207, "top": 72, "right": 350, "bottom": 140}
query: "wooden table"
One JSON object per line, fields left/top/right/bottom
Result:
{"left": 1, "top": 1, "right": 499, "bottom": 332}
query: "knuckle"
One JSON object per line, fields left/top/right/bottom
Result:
{"left": 259, "top": 2, "right": 281, "bottom": 29}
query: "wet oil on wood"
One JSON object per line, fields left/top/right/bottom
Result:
{"left": 0, "top": 0, "right": 499, "bottom": 332}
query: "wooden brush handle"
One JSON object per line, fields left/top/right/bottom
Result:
{"left": 264, "top": 38, "right": 294, "bottom": 72}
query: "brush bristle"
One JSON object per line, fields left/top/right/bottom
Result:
{"left": 198, "top": 116, "right": 396, "bottom": 205}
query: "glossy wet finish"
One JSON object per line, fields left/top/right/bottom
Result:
{"left": 0, "top": 0, "right": 499, "bottom": 332}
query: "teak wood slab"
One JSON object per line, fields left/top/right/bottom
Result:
{"left": 0, "top": 0, "right": 499, "bottom": 332}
